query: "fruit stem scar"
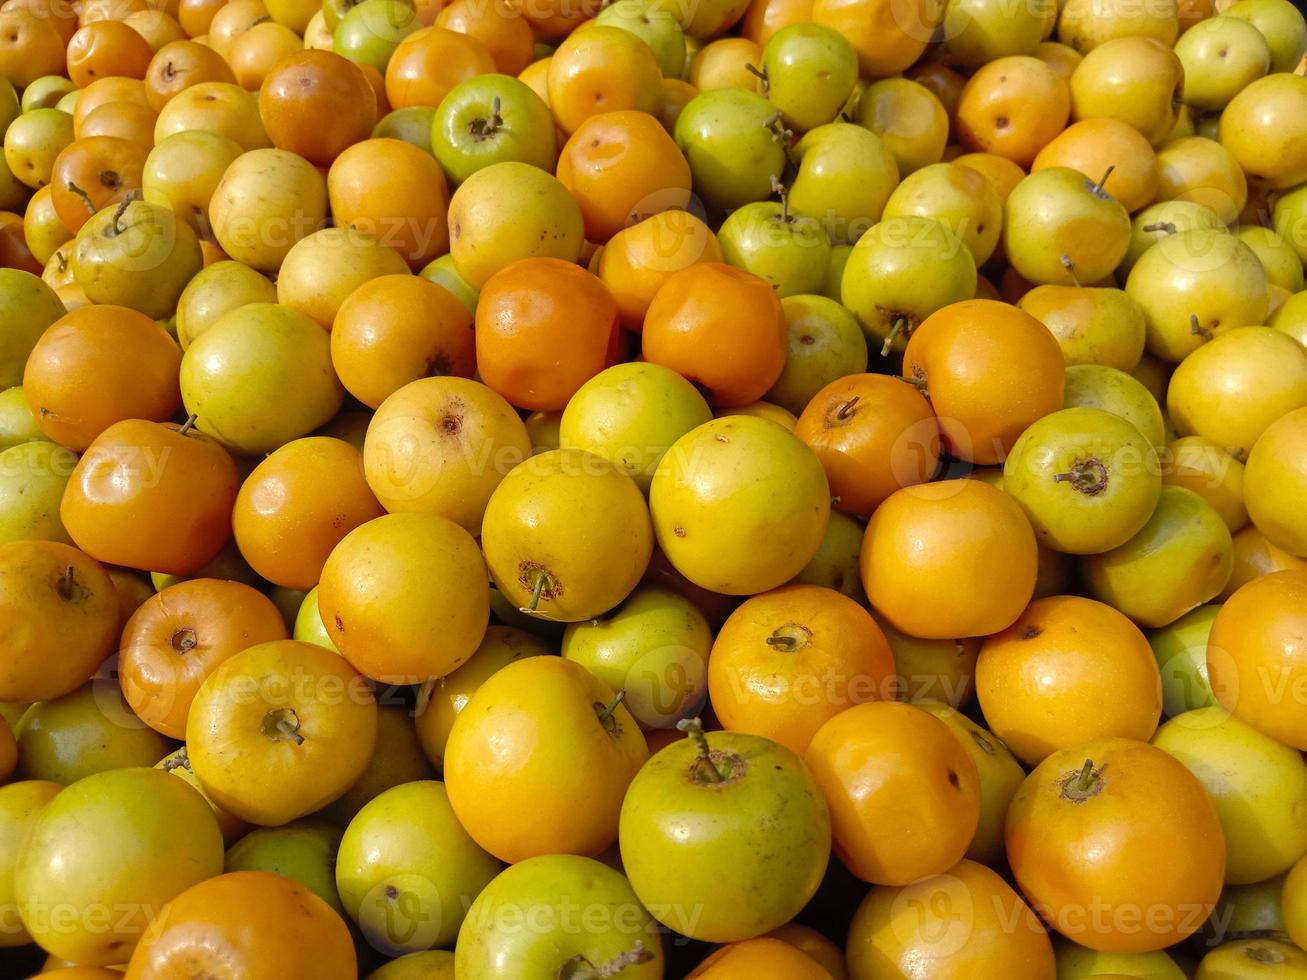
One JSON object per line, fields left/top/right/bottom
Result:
{"left": 1052, "top": 457, "right": 1108, "bottom": 495}
{"left": 56, "top": 564, "right": 87, "bottom": 602}
{"left": 677, "top": 716, "right": 725, "bottom": 783}
{"left": 557, "top": 941, "right": 655, "bottom": 979}
{"left": 1189, "top": 313, "right": 1213, "bottom": 341}
{"left": 1060, "top": 758, "right": 1104, "bottom": 803}
{"left": 171, "top": 627, "right": 198, "bottom": 653}
{"left": 470, "top": 96, "right": 503, "bottom": 141}
{"left": 178, "top": 414, "right": 198, "bottom": 436}
{"left": 66, "top": 180, "right": 96, "bottom": 217}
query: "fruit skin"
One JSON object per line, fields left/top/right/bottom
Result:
{"left": 562, "top": 586, "right": 712, "bottom": 731}
{"left": 917, "top": 702, "right": 1025, "bottom": 865}
{"left": 717, "top": 201, "right": 831, "bottom": 299}
{"left": 0, "top": 441, "right": 74, "bottom": 545}
{"left": 977, "top": 596, "right": 1163, "bottom": 767}
{"left": 475, "top": 257, "right": 620, "bottom": 412}
{"left": 1082, "top": 486, "right": 1234, "bottom": 629}
{"left": 1004, "top": 167, "right": 1130, "bottom": 286}
{"left": 15, "top": 767, "right": 224, "bottom": 966}
{"left": 1242, "top": 407, "right": 1307, "bottom": 558}
{"left": 0, "top": 780, "right": 61, "bottom": 948}
{"left": 708, "top": 584, "right": 896, "bottom": 756}
{"left": 1209, "top": 569, "right": 1307, "bottom": 751}
{"left": 1228, "top": 0, "right": 1307, "bottom": 73}
{"left": 179, "top": 302, "right": 344, "bottom": 457}
{"left": 673, "top": 88, "right": 787, "bottom": 212}
{"left": 559, "top": 362, "right": 713, "bottom": 493}
{"left": 642, "top": 262, "right": 786, "bottom": 408}
{"left": 858, "top": 76, "right": 950, "bottom": 176}
{"left": 276, "top": 226, "right": 410, "bottom": 331}
{"left": 882, "top": 161, "right": 1003, "bottom": 266}
{"left": 0, "top": 541, "right": 118, "bottom": 703}
{"left": 1150, "top": 604, "right": 1221, "bottom": 718}
{"left": 788, "top": 122, "right": 899, "bottom": 246}
{"left": 1168, "top": 327, "right": 1307, "bottom": 461}
{"left": 223, "top": 818, "right": 344, "bottom": 914}
{"left": 174, "top": 260, "right": 276, "bottom": 351}
{"left": 1006, "top": 738, "right": 1225, "bottom": 953}
{"left": 208, "top": 147, "right": 327, "bottom": 273}
{"left": 122, "top": 870, "right": 357, "bottom": 980}
{"left": 1154, "top": 706, "right": 1307, "bottom": 885}
{"left": 445, "top": 160, "right": 583, "bottom": 288}
{"left": 846, "top": 859, "right": 1057, "bottom": 980}
{"left": 1069, "top": 37, "right": 1183, "bottom": 147}
{"left": 335, "top": 780, "right": 500, "bottom": 953}
{"left": 759, "top": 22, "right": 857, "bottom": 132}
{"left": 1064, "top": 364, "right": 1165, "bottom": 448}
{"left": 768, "top": 294, "right": 869, "bottom": 417}
{"left": 445, "top": 656, "right": 648, "bottom": 863}
{"left": 431, "top": 73, "right": 557, "bottom": 184}
{"left": 1220, "top": 73, "right": 1307, "bottom": 189}
{"left": 840, "top": 216, "right": 977, "bottom": 355}
{"left": 61, "top": 419, "right": 240, "bottom": 578}
{"left": 650, "top": 416, "right": 830, "bottom": 596}
{"left": 455, "top": 855, "right": 665, "bottom": 979}
{"left": 186, "top": 640, "right": 379, "bottom": 826}
{"left": 318, "top": 512, "right": 490, "bottom": 683}
{"left": 482, "top": 448, "right": 653, "bottom": 622}
{"left": 1125, "top": 229, "right": 1269, "bottom": 364}
{"left": 0, "top": 270, "right": 66, "bottom": 387}
{"left": 14, "top": 683, "right": 172, "bottom": 786}
{"left": 620, "top": 728, "right": 830, "bottom": 942}
{"left": 689, "top": 938, "right": 831, "bottom": 978}
{"left": 1196, "top": 938, "right": 1307, "bottom": 977}
{"left": 414, "top": 625, "right": 553, "bottom": 769}
{"left": 805, "top": 700, "right": 980, "bottom": 886}
{"left": 1002, "top": 407, "right": 1162, "bottom": 555}
{"left": 862, "top": 479, "right": 1038, "bottom": 639}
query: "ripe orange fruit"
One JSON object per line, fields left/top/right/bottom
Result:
{"left": 976, "top": 595, "right": 1163, "bottom": 766}
{"left": 903, "top": 298, "right": 1065, "bottom": 464}
{"left": 556, "top": 110, "right": 692, "bottom": 243}
{"left": 475, "top": 257, "right": 620, "bottom": 412}
{"left": 258, "top": 50, "right": 377, "bottom": 165}
{"left": 708, "top": 584, "right": 896, "bottom": 756}
{"left": 795, "top": 374, "right": 941, "bottom": 518}
{"left": 61, "top": 418, "right": 240, "bottom": 575}
{"left": 119, "top": 578, "right": 289, "bottom": 739}
{"left": 23, "top": 305, "right": 181, "bottom": 451}
{"left": 861, "top": 479, "right": 1039, "bottom": 639}
{"left": 642, "top": 263, "right": 786, "bottom": 408}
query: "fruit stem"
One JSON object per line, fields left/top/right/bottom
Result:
{"left": 470, "top": 96, "right": 503, "bottom": 140}
{"left": 178, "top": 413, "right": 198, "bottom": 437}
{"left": 558, "top": 942, "right": 655, "bottom": 979}
{"left": 1142, "top": 221, "right": 1175, "bottom": 234}
{"left": 1076, "top": 758, "right": 1094, "bottom": 792}
{"left": 765, "top": 634, "right": 797, "bottom": 651}
{"left": 881, "top": 316, "right": 909, "bottom": 357}
{"left": 56, "top": 564, "right": 77, "bottom": 601}
{"left": 161, "top": 746, "right": 190, "bottom": 772}
{"left": 1093, "top": 165, "right": 1115, "bottom": 195}
{"left": 596, "top": 689, "right": 625, "bottom": 724}
{"left": 1059, "top": 254, "right": 1081, "bottom": 287}
{"left": 677, "top": 717, "right": 725, "bottom": 783}
{"left": 66, "top": 181, "right": 96, "bottom": 217}
{"left": 770, "top": 174, "right": 791, "bottom": 223}
{"left": 1051, "top": 457, "right": 1108, "bottom": 495}
{"left": 108, "top": 189, "right": 141, "bottom": 237}
{"left": 521, "top": 571, "right": 548, "bottom": 614}
{"left": 745, "top": 61, "right": 768, "bottom": 96}
{"left": 1190, "top": 313, "right": 1213, "bottom": 341}
{"left": 834, "top": 395, "right": 859, "bottom": 420}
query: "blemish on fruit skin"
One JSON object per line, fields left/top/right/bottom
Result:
{"left": 673, "top": 525, "right": 686, "bottom": 537}
{"left": 1021, "top": 625, "right": 1043, "bottom": 640}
